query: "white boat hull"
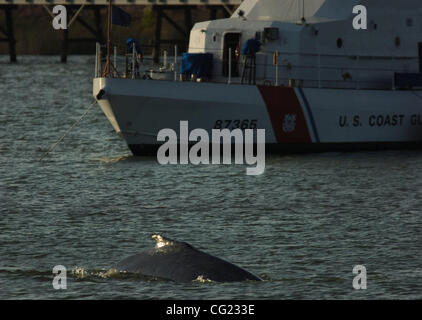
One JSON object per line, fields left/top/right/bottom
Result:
{"left": 93, "top": 78, "right": 422, "bottom": 155}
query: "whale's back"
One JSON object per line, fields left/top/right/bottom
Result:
{"left": 115, "top": 236, "right": 261, "bottom": 282}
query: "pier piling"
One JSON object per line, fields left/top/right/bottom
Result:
{"left": 0, "top": 5, "right": 17, "bottom": 62}
{"left": 61, "top": 28, "right": 69, "bottom": 63}
{"left": 152, "top": 6, "right": 163, "bottom": 64}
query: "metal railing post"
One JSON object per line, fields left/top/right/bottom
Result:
{"left": 228, "top": 48, "right": 232, "bottom": 85}
{"left": 356, "top": 55, "right": 360, "bottom": 90}
{"left": 113, "top": 46, "right": 117, "bottom": 77}
{"left": 174, "top": 45, "right": 178, "bottom": 81}
{"left": 95, "top": 42, "right": 99, "bottom": 78}
{"left": 392, "top": 56, "right": 396, "bottom": 90}
{"left": 275, "top": 51, "right": 279, "bottom": 86}
{"left": 318, "top": 53, "right": 321, "bottom": 88}
{"left": 132, "top": 45, "right": 136, "bottom": 80}
{"left": 163, "top": 50, "right": 167, "bottom": 69}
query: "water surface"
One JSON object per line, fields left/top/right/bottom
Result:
{"left": 0, "top": 56, "right": 421, "bottom": 299}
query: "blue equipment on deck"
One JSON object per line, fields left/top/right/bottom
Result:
{"left": 241, "top": 39, "right": 261, "bottom": 56}
{"left": 126, "top": 38, "right": 141, "bottom": 54}
{"left": 180, "top": 53, "right": 213, "bottom": 78}
{"left": 395, "top": 73, "right": 422, "bottom": 88}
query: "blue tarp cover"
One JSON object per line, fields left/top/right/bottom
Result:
{"left": 180, "top": 53, "right": 213, "bottom": 78}
{"left": 241, "top": 39, "right": 261, "bottom": 55}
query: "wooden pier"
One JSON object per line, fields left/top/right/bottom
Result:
{"left": 0, "top": 0, "right": 241, "bottom": 62}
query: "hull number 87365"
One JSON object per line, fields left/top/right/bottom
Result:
{"left": 214, "top": 120, "right": 258, "bottom": 130}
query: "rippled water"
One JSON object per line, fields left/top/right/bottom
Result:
{"left": 0, "top": 56, "right": 421, "bottom": 299}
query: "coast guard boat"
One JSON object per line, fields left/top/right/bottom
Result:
{"left": 93, "top": 0, "right": 422, "bottom": 155}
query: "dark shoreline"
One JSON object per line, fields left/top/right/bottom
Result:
{"left": 0, "top": 5, "right": 229, "bottom": 56}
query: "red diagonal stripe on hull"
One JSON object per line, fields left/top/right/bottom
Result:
{"left": 258, "top": 86, "right": 312, "bottom": 143}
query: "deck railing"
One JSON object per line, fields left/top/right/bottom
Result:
{"left": 95, "top": 43, "right": 420, "bottom": 91}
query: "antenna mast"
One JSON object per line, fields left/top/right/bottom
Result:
{"left": 105, "top": 0, "right": 112, "bottom": 76}
{"left": 301, "top": 0, "right": 306, "bottom": 23}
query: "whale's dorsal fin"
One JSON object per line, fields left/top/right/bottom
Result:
{"left": 152, "top": 234, "right": 175, "bottom": 249}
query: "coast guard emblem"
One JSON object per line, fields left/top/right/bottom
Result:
{"left": 282, "top": 114, "right": 297, "bottom": 133}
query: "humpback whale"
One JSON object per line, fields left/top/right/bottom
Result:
{"left": 115, "top": 235, "right": 262, "bottom": 282}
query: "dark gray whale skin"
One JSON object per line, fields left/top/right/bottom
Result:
{"left": 115, "top": 235, "right": 262, "bottom": 283}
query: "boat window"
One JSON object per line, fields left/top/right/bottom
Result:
{"left": 337, "top": 38, "right": 343, "bottom": 48}
{"left": 370, "top": 20, "right": 377, "bottom": 30}
{"left": 264, "top": 28, "right": 279, "bottom": 42}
